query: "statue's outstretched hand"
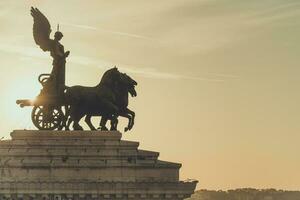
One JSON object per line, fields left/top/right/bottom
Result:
{"left": 65, "top": 51, "right": 70, "bottom": 58}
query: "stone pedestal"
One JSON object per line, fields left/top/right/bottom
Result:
{"left": 0, "top": 130, "right": 197, "bottom": 199}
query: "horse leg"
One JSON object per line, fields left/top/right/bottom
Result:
{"left": 73, "top": 118, "right": 83, "bottom": 130}
{"left": 73, "top": 120, "right": 83, "bottom": 130}
{"left": 71, "top": 110, "right": 84, "bottom": 130}
{"left": 65, "top": 116, "right": 72, "bottom": 131}
{"left": 64, "top": 105, "right": 71, "bottom": 130}
{"left": 125, "top": 108, "right": 135, "bottom": 130}
{"left": 99, "top": 116, "right": 108, "bottom": 131}
{"left": 65, "top": 106, "right": 75, "bottom": 131}
{"left": 110, "top": 115, "right": 118, "bottom": 131}
{"left": 85, "top": 115, "right": 96, "bottom": 130}
{"left": 118, "top": 112, "right": 132, "bottom": 132}
{"left": 98, "top": 101, "right": 119, "bottom": 131}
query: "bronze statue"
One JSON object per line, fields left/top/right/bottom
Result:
{"left": 65, "top": 67, "right": 137, "bottom": 131}
{"left": 16, "top": 8, "right": 137, "bottom": 132}
{"left": 31, "top": 7, "right": 70, "bottom": 96}
{"left": 16, "top": 7, "right": 70, "bottom": 130}
{"left": 65, "top": 67, "right": 120, "bottom": 130}
{"left": 85, "top": 72, "right": 137, "bottom": 132}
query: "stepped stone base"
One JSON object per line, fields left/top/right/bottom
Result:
{"left": 0, "top": 130, "right": 197, "bottom": 199}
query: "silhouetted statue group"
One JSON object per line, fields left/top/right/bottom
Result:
{"left": 65, "top": 67, "right": 137, "bottom": 131}
{"left": 16, "top": 8, "right": 137, "bottom": 132}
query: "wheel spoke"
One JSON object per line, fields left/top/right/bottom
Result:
{"left": 32, "top": 106, "right": 64, "bottom": 130}
{"left": 53, "top": 111, "right": 60, "bottom": 117}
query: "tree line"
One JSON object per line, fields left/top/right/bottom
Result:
{"left": 187, "top": 188, "right": 300, "bottom": 200}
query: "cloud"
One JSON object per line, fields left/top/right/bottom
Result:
{"left": 246, "top": 2, "right": 300, "bottom": 26}
{"left": 0, "top": 42, "right": 228, "bottom": 81}
{"left": 252, "top": 1, "right": 300, "bottom": 18}
{"left": 117, "top": 66, "right": 225, "bottom": 82}
{"left": 0, "top": 43, "right": 47, "bottom": 59}
{"left": 62, "top": 22, "right": 156, "bottom": 41}
{"left": 69, "top": 54, "right": 225, "bottom": 81}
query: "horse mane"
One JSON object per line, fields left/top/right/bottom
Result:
{"left": 98, "top": 67, "right": 119, "bottom": 87}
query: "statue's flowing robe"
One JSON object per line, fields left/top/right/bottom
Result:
{"left": 50, "top": 40, "right": 66, "bottom": 96}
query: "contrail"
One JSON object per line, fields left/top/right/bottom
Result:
{"left": 62, "top": 22, "right": 156, "bottom": 41}
{"left": 108, "top": 65, "right": 225, "bottom": 82}
{"left": 0, "top": 42, "right": 226, "bottom": 82}
{"left": 206, "top": 73, "right": 239, "bottom": 78}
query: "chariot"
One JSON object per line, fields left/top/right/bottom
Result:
{"left": 15, "top": 7, "right": 68, "bottom": 130}
{"left": 16, "top": 73, "right": 66, "bottom": 130}
{"left": 15, "top": 7, "right": 137, "bottom": 132}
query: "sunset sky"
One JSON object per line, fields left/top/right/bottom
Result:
{"left": 0, "top": 0, "right": 300, "bottom": 190}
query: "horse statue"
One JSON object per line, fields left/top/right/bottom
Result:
{"left": 64, "top": 67, "right": 137, "bottom": 131}
{"left": 16, "top": 8, "right": 138, "bottom": 132}
{"left": 85, "top": 72, "right": 137, "bottom": 132}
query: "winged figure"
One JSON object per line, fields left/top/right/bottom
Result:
{"left": 31, "top": 7, "right": 53, "bottom": 52}
{"left": 31, "top": 7, "right": 70, "bottom": 96}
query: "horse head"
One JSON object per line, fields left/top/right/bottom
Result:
{"left": 119, "top": 73, "right": 137, "bottom": 97}
{"left": 99, "top": 67, "right": 137, "bottom": 97}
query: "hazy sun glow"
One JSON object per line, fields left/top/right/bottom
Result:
{"left": 4, "top": 76, "right": 41, "bottom": 129}
{"left": 0, "top": 0, "right": 299, "bottom": 190}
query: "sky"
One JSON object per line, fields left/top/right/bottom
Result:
{"left": 0, "top": 0, "right": 300, "bottom": 190}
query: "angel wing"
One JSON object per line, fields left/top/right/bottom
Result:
{"left": 31, "top": 7, "right": 53, "bottom": 52}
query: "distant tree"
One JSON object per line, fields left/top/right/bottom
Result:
{"left": 186, "top": 189, "right": 300, "bottom": 200}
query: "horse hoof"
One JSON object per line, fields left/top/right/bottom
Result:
{"left": 124, "top": 127, "right": 129, "bottom": 132}
{"left": 100, "top": 127, "right": 108, "bottom": 131}
{"left": 73, "top": 125, "right": 84, "bottom": 131}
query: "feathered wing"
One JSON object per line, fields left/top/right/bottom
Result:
{"left": 31, "top": 7, "right": 53, "bottom": 52}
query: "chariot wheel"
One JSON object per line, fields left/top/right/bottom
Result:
{"left": 31, "top": 106, "right": 64, "bottom": 130}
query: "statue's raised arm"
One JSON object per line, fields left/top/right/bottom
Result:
{"left": 31, "top": 7, "right": 53, "bottom": 52}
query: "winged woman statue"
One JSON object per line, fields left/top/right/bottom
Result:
{"left": 31, "top": 7, "right": 70, "bottom": 96}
